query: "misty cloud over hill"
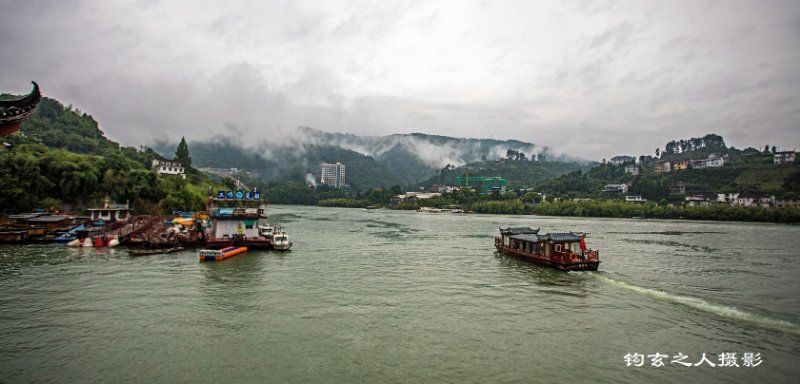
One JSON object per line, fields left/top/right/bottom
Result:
{"left": 156, "top": 127, "right": 585, "bottom": 188}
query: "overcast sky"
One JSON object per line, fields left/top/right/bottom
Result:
{"left": 1, "top": 0, "right": 798, "bottom": 160}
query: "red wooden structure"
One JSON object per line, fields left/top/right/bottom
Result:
{"left": 495, "top": 227, "right": 600, "bottom": 271}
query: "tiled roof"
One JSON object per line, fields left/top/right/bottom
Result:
{"left": 509, "top": 234, "right": 541, "bottom": 242}
{"left": 500, "top": 227, "right": 539, "bottom": 235}
{"left": 542, "top": 232, "right": 583, "bottom": 242}
{"left": 8, "top": 212, "right": 46, "bottom": 219}
{"left": 28, "top": 215, "right": 71, "bottom": 222}
{"left": 509, "top": 232, "right": 584, "bottom": 243}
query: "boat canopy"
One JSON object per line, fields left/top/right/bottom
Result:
{"left": 499, "top": 227, "right": 540, "bottom": 236}
{"left": 510, "top": 232, "right": 583, "bottom": 243}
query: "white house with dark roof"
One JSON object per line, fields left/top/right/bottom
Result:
{"left": 152, "top": 159, "right": 186, "bottom": 179}
{"left": 774, "top": 151, "right": 796, "bottom": 164}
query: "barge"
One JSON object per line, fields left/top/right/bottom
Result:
{"left": 495, "top": 227, "right": 600, "bottom": 271}
{"left": 203, "top": 190, "right": 272, "bottom": 250}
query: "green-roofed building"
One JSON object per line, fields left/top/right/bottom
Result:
{"left": 454, "top": 175, "right": 508, "bottom": 194}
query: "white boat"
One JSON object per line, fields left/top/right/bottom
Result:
{"left": 417, "top": 206, "right": 444, "bottom": 213}
{"left": 258, "top": 224, "right": 274, "bottom": 237}
{"left": 271, "top": 230, "right": 292, "bottom": 251}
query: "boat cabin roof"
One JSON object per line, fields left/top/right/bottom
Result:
{"left": 500, "top": 227, "right": 540, "bottom": 236}
{"left": 27, "top": 215, "right": 71, "bottom": 223}
{"left": 87, "top": 207, "right": 130, "bottom": 212}
{"left": 510, "top": 232, "right": 583, "bottom": 243}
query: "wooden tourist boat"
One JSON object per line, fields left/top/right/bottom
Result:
{"left": 199, "top": 246, "right": 248, "bottom": 262}
{"left": 495, "top": 227, "right": 600, "bottom": 271}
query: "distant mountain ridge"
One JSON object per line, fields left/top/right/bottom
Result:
{"left": 155, "top": 127, "right": 583, "bottom": 189}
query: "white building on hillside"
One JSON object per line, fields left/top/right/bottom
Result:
{"left": 604, "top": 184, "right": 628, "bottom": 194}
{"left": 624, "top": 164, "right": 639, "bottom": 175}
{"left": 625, "top": 195, "right": 647, "bottom": 203}
{"left": 705, "top": 153, "right": 725, "bottom": 168}
{"left": 774, "top": 151, "right": 796, "bottom": 164}
{"left": 152, "top": 159, "right": 186, "bottom": 179}
{"left": 717, "top": 193, "right": 739, "bottom": 204}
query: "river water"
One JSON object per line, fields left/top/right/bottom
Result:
{"left": 1, "top": 205, "right": 798, "bottom": 383}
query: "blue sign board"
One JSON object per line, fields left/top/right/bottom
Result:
{"left": 215, "top": 189, "right": 262, "bottom": 200}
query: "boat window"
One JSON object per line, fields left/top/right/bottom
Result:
{"left": 555, "top": 244, "right": 562, "bottom": 252}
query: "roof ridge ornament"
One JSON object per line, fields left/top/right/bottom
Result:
{"left": 1, "top": 81, "right": 42, "bottom": 137}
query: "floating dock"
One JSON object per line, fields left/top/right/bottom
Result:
{"left": 199, "top": 246, "right": 248, "bottom": 262}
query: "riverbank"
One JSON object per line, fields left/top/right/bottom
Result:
{"left": 315, "top": 198, "right": 800, "bottom": 223}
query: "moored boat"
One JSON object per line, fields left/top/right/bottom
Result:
{"left": 270, "top": 230, "right": 292, "bottom": 251}
{"left": 199, "top": 246, "right": 248, "bottom": 262}
{"left": 55, "top": 224, "right": 85, "bottom": 243}
{"left": 203, "top": 190, "right": 272, "bottom": 249}
{"left": 495, "top": 227, "right": 600, "bottom": 271}
{"left": 129, "top": 247, "right": 184, "bottom": 257}
{"left": 0, "top": 229, "right": 28, "bottom": 243}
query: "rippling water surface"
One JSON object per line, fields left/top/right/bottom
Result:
{"left": 1, "top": 206, "right": 798, "bottom": 383}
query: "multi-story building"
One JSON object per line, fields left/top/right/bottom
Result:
{"left": 691, "top": 159, "right": 707, "bottom": 169}
{"left": 705, "top": 153, "right": 725, "bottom": 168}
{"left": 321, "top": 162, "right": 346, "bottom": 188}
{"left": 152, "top": 159, "right": 186, "bottom": 179}
{"left": 717, "top": 193, "right": 739, "bottom": 204}
{"left": 734, "top": 194, "right": 775, "bottom": 208}
{"left": 685, "top": 195, "right": 712, "bottom": 206}
{"left": 774, "top": 151, "right": 796, "bottom": 164}
{"left": 624, "top": 164, "right": 639, "bottom": 175}
{"left": 668, "top": 182, "right": 686, "bottom": 195}
{"left": 654, "top": 161, "right": 671, "bottom": 173}
{"left": 604, "top": 184, "right": 628, "bottom": 194}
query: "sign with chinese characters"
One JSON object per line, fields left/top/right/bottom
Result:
{"left": 624, "top": 352, "right": 762, "bottom": 368}
{"left": 216, "top": 188, "right": 261, "bottom": 200}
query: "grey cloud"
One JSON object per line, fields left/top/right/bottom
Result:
{"left": 1, "top": 0, "right": 798, "bottom": 160}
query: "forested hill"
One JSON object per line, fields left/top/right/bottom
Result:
{"left": 0, "top": 97, "right": 218, "bottom": 214}
{"left": 538, "top": 134, "right": 799, "bottom": 202}
{"left": 173, "top": 139, "right": 401, "bottom": 191}
{"left": 415, "top": 159, "right": 588, "bottom": 190}
{"left": 157, "top": 126, "right": 587, "bottom": 191}
{"left": 16, "top": 97, "right": 122, "bottom": 155}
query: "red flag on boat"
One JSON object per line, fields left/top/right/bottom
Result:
{"left": 579, "top": 237, "right": 587, "bottom": 252}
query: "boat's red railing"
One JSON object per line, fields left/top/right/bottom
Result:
{"left": 553, "top": 250, "right": 599, "bottom": 263}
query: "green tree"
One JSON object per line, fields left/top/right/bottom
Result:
{"left": 175, "top": 137, "right": 192, "bottom": 167}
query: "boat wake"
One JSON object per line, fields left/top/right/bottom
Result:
{"left": 595, "top": 274, "right": 800, "bottom": 335}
